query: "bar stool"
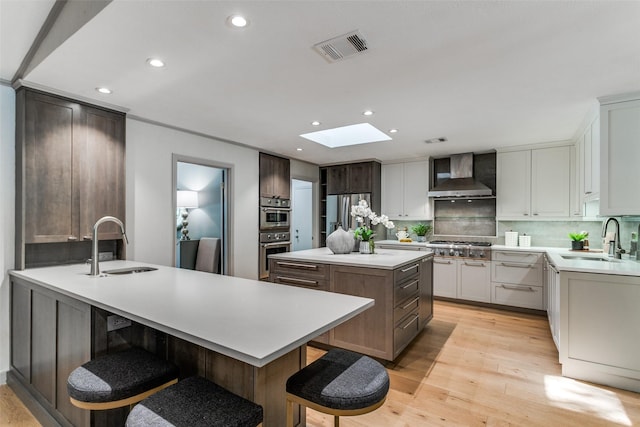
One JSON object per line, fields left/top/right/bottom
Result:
{"left": 126, "top": 376, "right": 263, "bottom": 427}
{"left": 286, "top": 348, "right": 390, "bottom": 427}
{"left": 67, "top": 347, "right": 179, "bottom": 410}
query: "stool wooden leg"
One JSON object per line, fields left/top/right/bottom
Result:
{"left": 334, "top": 414, "right": 339, "bottom": 427}
{"left": 286, "top": 396, "right": 294, "bottom": 427}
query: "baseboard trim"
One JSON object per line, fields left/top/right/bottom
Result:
{"left": 0, "top": 370, "right": 6, "bottom": 385}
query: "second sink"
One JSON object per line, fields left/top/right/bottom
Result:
{"left": 103, "top": 266, "right": 158, "bottom": 275}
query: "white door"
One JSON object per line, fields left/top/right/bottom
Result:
{"left": 292, "top": 179, "right": 313, "bottom": 251}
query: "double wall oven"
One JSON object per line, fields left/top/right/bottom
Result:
{"left": 259, "top": 197, "right": 291, "bottom": 279}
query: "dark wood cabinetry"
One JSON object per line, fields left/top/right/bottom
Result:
{"left": 325, "top": 161, "right": 380, "bottom": 195}
{"left": 269, "top": 255, "right": 433, "bottom": 361}
{"left": 16, "top": 88, "right": 125, "bottom": 269}
{"left": 259, "top": 153, "right": 290, "bottom": 199}
{"left": 10, "top": 278, "right": 91, "bottom": 427}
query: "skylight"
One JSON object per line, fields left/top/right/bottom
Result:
{"left": 300, "top": 123, "right": 392, "bottom": 148}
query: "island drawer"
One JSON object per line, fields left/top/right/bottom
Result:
{"left": 269, "top": 259, "right": 329, "bottom": 280}
{"left": 395, "top": 277, "right": 419, "bottom": 303}
{"left": 394, "top": 262, "right": 420, "bottom": 285}
{"left": 394, "top": 309, "right": 420, "bottom": 356}
{"left": 271, "top": 275, "right": 328, "bottom": 291}
{"left": 394, "top": 294, "right": 419, "bottom": 325}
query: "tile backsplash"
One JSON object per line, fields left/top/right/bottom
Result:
{"left": 387, "top": 218, "right": 640, "bottom": 252}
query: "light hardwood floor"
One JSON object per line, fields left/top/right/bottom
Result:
{"left": 2, "top": 300, "right": 639, "bottom": 426}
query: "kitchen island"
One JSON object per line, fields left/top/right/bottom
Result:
{"left": 9, "top": 261, "right": 374, "bottom": 427}
{"left": 269, "top": 248, "right": 434, "bottom": 361}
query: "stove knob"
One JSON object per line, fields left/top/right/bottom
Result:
{"left": 478, "top": 251, "right": 485, "bottom": 258}
{"left": 449, "top": 249, "right": 455, "bottom": 256}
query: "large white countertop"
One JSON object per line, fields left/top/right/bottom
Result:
{"left": 269, "top": 247, "right": 433, "bottom": 269}
{"left": 10, "top": 261, "right": 374, "bottom": 367}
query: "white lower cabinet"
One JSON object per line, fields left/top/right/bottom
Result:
{"left": 491, "top": 250, "right": 545, "bottom": 310}
{"left": 433, "top": 257, "right": 491, "bottom": 303}
{"left": 457, "top": 260, "right": 491, "bottom": 303}
{"left": 433, "top": 258, "right": 457, "bottom": 298}
{"left": 546, "top": 258, "right": 560, "bottom": 350}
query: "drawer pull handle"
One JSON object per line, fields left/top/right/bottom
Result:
{"left": 496, "top": 252, "right": 536, "bottom": 257}
{"left": 401, "top": 314, "right": 419, "bottom": 330}
{"left": 67, "top": 236, "right": 78, "bottom": 241}
{"left": 276, "top": 262, "right": 318, "bottom": 271}
{"left": 401, "top": 297, "right": 420, "bottom": 310}
{"left": 500, "top": 284, "right": 536, "bottom": 292}
{"left": 276, "top": 276, "right": 318, "bottom": 286}
{"left": 500, "top": 262, "right": 534, "bottom": 268}
{"left": 464, "top": 261, "right": 485, "bottom": 267}
{"left": 433, "top": 259, "right": 452, "bottom": 265}
{"left": 401, "top": 264, "right": 419, "bottom": 273}
{"left": 400, "top": 280, "right": 418, "bottom": 290}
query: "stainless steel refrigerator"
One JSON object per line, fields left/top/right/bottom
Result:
{"left": 326, "top": 193, "right": 371, "bottom": 233}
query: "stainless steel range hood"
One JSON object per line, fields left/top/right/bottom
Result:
{"left": 428, "top": 153, "right": 493, "bottom": 198}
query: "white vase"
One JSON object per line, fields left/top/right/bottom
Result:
{"left": 326, "top": 226, "right": 355, "bottom": 254}
{"left": 359, "top": 240, "right": 372, "bottom": 254}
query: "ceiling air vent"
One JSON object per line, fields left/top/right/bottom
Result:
{"left": 313, "top": 30, "right": 368, "bottom": 63}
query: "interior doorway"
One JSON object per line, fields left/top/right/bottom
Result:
{"left": 173, "top": 156, "right": 230, "bottom": 274}
{"left": 291, "top": 179, "right": 313, "bottom": 251}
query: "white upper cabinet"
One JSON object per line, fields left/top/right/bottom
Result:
{"left": 497, "top": 146, "right": 571, "bottom": 219}
{"left": 381, "top": 161, "right": 430, "bottom": 220}
{"left": 582, "top": 117, "right": 600, "bottom": 200}
{"left": 599, "top": 96, "right": 640, "bottom": 216}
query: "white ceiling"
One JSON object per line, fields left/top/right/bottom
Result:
{"left": 2, "top": 0, "right": 639, "bottom": 165}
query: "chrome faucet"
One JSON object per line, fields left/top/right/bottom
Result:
{"left": 637, "top": 223, "right": 640, "bottom": 261}
{"left": 90, "top": 216, "right": 128, "bottom": 276}
{"left": 602, "top": 217, "right": 624, "bottom": 259}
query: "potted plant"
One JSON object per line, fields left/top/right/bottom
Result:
{"left": 569, "top": 232, "right": 588, "bottom": 250}
{"left": 411, "top": 223, "right": 432, "bottom": 242}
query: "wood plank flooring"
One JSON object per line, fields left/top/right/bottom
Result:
{"left": 2, "top": 300, "right": 640, "bottom": 426}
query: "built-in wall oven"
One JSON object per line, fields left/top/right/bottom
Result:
{"left": 259, "top": 231, "right": 291, "bottom": 280}
{"left": 259, "top": 197, "right": 291, "bottom": 230}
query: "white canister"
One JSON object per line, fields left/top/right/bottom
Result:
{"left": 505, "top": 231, "right": 518, "bottom": 247}
{"left": 519, "top": 235, "right": 531, "bottom": 248}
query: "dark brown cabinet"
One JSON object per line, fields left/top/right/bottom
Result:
{"left": 326, "top": 161, "right": 380, "bottom": 195}
{"left": 259, "top": 153, "right": 290, "bottom": 199}
{"left": 10, "top": 278, "right": 91, "bottom": 427}
{"left": 16, "top": 88, "right": 125, "bottom": 268}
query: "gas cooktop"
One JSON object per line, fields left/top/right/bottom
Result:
{"left": 426, "top": 240, "right": 492, "bottom": 259}
{"left": 428, "top": 240, "right": 492, "bottom": 247}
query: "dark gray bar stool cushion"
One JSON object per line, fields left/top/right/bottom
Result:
{"left": 67, "top": 347, "right": 179, "bottom": 403}
{"left": 126, "top": 376, "right": 263, "bottom": 427}
{"left": 286, "top": 348, "right": 389, "bottom": 410}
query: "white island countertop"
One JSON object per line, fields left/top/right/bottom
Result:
{"left": 269, "top": 247, "right": 433, "bottom": 269}
{"left": 10, "top": 261, "right": 374, "bottom": 367}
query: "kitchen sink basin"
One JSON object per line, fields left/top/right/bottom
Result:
{"left": 561, "top": 255, "right": 617, "bottom": 262}
{"left": 103, "top": 266, "right": 158, "bottom": 275}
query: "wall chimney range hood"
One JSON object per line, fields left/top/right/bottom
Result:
{"left": 428, "top": 153, "right": 494, "bottom": 198}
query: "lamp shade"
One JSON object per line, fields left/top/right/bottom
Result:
{"left": 177, "top": 190, "right": 198, "bottom": 208}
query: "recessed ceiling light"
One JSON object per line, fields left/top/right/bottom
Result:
{"left": 363, "top": 110, "right": 374, "bottom": 116}
{"left": 300, "top": 123, "right": 391, "bottom": 148}
{"left": 296, "top": 148, "right": 303, "bottom": 151}
{"left": 311, "top": 121, "right": 321, "bottom": 126}
{"left": 425, "top": 137, "right": 447, "bottom": 144}
{"left": 147, "top": 58, "right": 165, "bottom": 68}
{"left": 227, "top": 15, "right": 248, "bottom": 28}
{"left": 96, "top": 87, "right": 112, "bottom": 94}
{"left": 389, "top": 129, "right": 398, "bottom": 133}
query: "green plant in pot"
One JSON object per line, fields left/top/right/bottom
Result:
{"left": 569, "top": 232, "right": 588, "bottom": 250}
{"left": 411, "top": 223, "right": 432, "bottom": 242}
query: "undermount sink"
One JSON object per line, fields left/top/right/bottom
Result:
{"left": 102, "top": 266, "right": 158, "bottom": 275}
{"left": 561, "top": 255, "right": 617, "bottom": 262}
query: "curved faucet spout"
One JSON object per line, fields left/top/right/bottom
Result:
{"left": 90, "top": 216, "right": 128, "bottom": 276}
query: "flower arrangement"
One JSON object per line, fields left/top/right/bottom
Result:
{"left": 350, "top": 200, "right": 394, "bottom": 241}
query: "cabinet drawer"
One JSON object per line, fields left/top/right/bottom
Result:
{"left": 394, "top": 310, "right": 420, "bottom": 355}
{"left": 271, "top": 275, "right": 328, "bottom": 291}
{"left": 492, "top": 283, "right": 544, "bottom": 310}
{"left": 394, "top": 262, "right": 420, "bottom": 285}
{"left": 394, "top": 294, "right": 419, "bottom": 325}
{"left": 492, "top": 261, "right": 542, "bottom": 286}
{"left": 492, "top": 250, "right": 542, "bottom": 264}
{"left": 395, "top": 277, "right": 419, "bottom": 303}
{"left": 270, "top": 260, "right": 329, "bottom": 280}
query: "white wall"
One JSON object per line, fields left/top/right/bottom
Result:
{"left": 0, "top": 84, "right": 16, "bottom": 383}
{"left": 126, "top": 119, "right": 259, "bottom": 279}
